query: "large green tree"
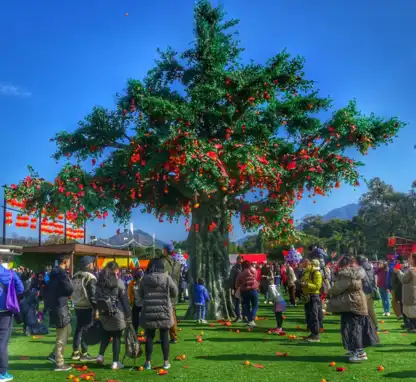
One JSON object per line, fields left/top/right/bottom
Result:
{"left": 6, "top": 1, "right": 404, "bottom": 318}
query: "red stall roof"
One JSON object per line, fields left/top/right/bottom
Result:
{"left": 240, "top": 254, "right": 267, "bottom": 263}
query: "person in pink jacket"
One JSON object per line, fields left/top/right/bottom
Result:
{"left": 236, "top": 261, "right": 260, "bottom": 328}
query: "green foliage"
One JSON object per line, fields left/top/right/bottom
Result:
{"left": 6, "top": 1, "right": 405, "bottom": 244}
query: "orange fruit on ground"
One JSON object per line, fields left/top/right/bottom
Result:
{"left": 181, "top": 354, "right": 186, "bottom": 360}
{"left": 243, "top": 360, "right": 250, "bottom": 365}
{"left": 236, "top": 329, "right": 240, "bottom": 333}
{"left": 73, "top": 378, "right": 80, "bottom": 382}
{"left": 81, "top": 365, "right": 88, "bottom": 371}
{"left": 380, "top": 320, "right": 385, "bottom": 324}
{"left": 85, "top": 377, "right": 91, "bottom": 381}
{"left": 378, "top": 366, "right": 385, "bottom": 371}
{"left": 139, "top": 366, "right": 144, "bottom": 371}
{"left": 197, "top": 338, "right": 203, "bottom": 343}
{"left": 329, "top": 362, "right": 336, "bottom": 367}
{"left": 67, "top": 376, "right": 74, "bottom": 380}
{"left": 321, "top": 379, "right": 327, "bottom": 382}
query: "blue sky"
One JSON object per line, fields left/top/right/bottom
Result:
{"left": 0, "top": 0, "right": 414, "bottom": 243}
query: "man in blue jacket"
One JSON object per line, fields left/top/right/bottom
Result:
{"left": 0, "top": 257, "right": 25, "bottom": 382}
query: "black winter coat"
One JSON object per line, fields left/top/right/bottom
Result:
{"left": 46, "top": 267, "right": 73, "bottom": 328}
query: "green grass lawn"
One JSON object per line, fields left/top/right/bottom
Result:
{"left": 8, "top": 302, "right": 416, "bottom": 382}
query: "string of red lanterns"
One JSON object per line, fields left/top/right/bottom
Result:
{"left": 5, "top": 199, "right": 84, "bottom": 239}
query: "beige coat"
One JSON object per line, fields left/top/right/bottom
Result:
{"left": 398, "top": 268, "right": 416, "bottom": 307}
{"left": 327, "top": 266, "right": 368, "bottom": 316}
{"left": 286, "top": 266, "right": 297, "bottom": 287}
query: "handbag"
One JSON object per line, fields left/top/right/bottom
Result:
{"left": 0, "top": 271, "right": 20, "bottom": 315}
{"left": 326, "top": 293, "right": 351, "bottom": 313}
{"left": 85, "top": 320, "right": 103, "bottom": 345}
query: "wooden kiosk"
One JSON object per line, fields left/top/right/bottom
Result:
{"left": 21, "top": 243, "right": 133, "bottom": 275}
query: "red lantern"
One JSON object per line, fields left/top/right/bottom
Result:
{"left": 30, "top": 224, "right": 37, "bottom": 230}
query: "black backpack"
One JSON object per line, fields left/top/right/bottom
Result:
{"left": 96, "top": 287, "right": 117, "bottom": 316}
{"left": 122, "top": 324, "right": 142, "bottom": 367}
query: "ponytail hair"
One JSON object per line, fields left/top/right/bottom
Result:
{"left": 98, "top": 261, "right": 119, "bottom": 288}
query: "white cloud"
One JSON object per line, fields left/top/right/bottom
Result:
{"left": 0, "top": 83, "right": 32, "bottom": 97}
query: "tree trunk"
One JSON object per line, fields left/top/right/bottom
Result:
{"left": 184, "top": 201, "right": 235, "bottom": 320}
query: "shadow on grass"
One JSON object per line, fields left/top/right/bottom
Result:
{"left": 9, "top": 356, "right": 50, "bottom": 361}
{"left": 196, "top": 354, "right": 348, "bottom": 363}
{"left": 384, "top": 371, "right": 416, "bottom": 379}
{"left": 375, "top": 349, "right": 414, "bottom": 353}
{"left": 9, "top": 361, "right": 108, "bottom": 372}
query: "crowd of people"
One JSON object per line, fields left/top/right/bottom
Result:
{"left": 0, "top": 244, "right": 416, "bottom": 381}
{"left": 229, "top": 248, "right": 416, "bottom": 360}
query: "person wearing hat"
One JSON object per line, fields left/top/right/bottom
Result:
{"left": 300, "top": 259, "right": 323, "bottom": 342}
{"left": 70, "top": 256, "right": 97, "bottom": 362}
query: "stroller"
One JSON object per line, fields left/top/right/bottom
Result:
{"left": 20, "top": 290, "right": 48, "bottom": 336}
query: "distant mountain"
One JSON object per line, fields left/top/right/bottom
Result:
{"left": 235, "top": 235, "right": 256, "bottom": 245}
{"left": 233, "top": 203, "right": 361, "bottom": 244}
{"left": 321, "top": 203, "right": 360, "bottom": 222}
{"left": 98, "top": 229, "right": 167, "bottom": 249}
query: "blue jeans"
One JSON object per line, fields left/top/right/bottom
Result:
{"left": 0, "top": 312, "right": 13, "bottom": 374}
{"left": 274, "top": 276, "right": 281, "bottom": 286}
{"left": 233, "top": 296, "right": 241, "bottom": 319}
{"left": 379, "top": 288, "right": 390, "bottom": 313}
{"left": 241, "top": 290, "right": 259, "bottom": 322}
{"left": 195, "top": 304, "right": 206, "bottom": 320}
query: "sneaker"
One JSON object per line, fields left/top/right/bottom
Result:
{"left": 54, "top": 364, "right": 72, "bottom": 372}
{"left": 96, "top": 355, "right": 104, "bottom": 365}
{"left": 358, "top": 352, "right": 368, "bottom": 360}
{"left": 0, "top": 372, "right": 14, "bottom": 382}
{"left": 111, "top": 362, "right": 124, "bottom": 370}
{"left": 247, "top": 321, "right": 257, "bottom": 328}
{"left": 144, "top": 361, "right": 152, "bottom": 370}
{"left": 201, "top": 320, "right": 208, "bottom": 324}
{"left": 196, "top": 320, "right": 201, "bottom": 324}
{"left": 47, "top": 353, "right": 56, "bottom": 364}
{"left": 163, "top": 362, "right": 171, "bottom": 370}
{"left": 170, "top": 339, "right": 178, "bottom": 344}
{"left": 304, "top": 335, "right": 320, "bottom": 343}
{"left": 71, "top": 351, "right": 80, "bottom": 361}
{"left": 349, "top": 353, "right": 368, "bottom": 363}
{"left": 233, "top": 318, "right": 242, "bottom": 323}
{"left": 386, "top": 312, "right": 391, "bottom": 316}
{"left": 80, "top": 353, "right": 96, "bottom": 362}
{"left": 268, "top": 301, "right": 273, "bottom": 305}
